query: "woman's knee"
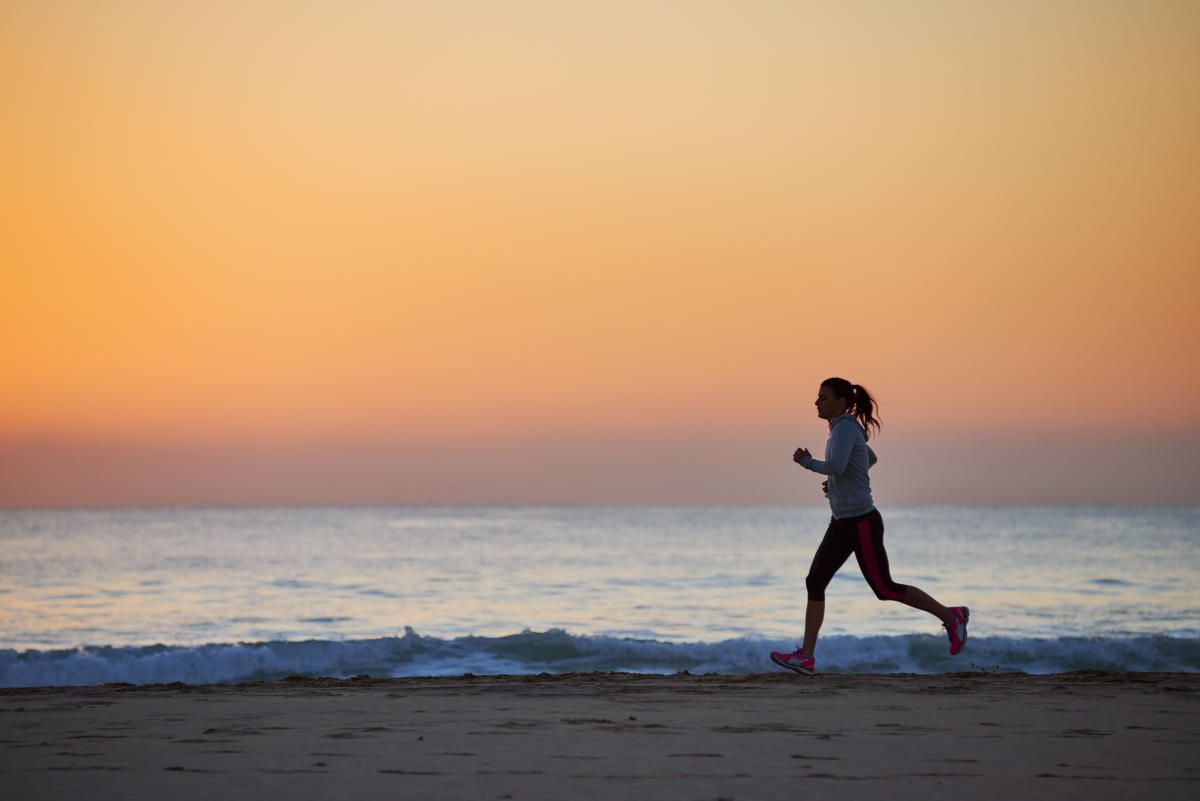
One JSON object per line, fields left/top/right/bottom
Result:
{"left": 805, "top": 573, "right": 827, "bottom": 601}
{"left": 871, "top": 583, "right": 908, "bottom": 603}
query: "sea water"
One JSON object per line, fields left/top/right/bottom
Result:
{"left": 1, "top": 506, "right": 1197, "bottom": 686}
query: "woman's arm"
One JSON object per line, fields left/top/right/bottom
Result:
{"left": 795, "top": 425, "right": 854, "bottom": 476}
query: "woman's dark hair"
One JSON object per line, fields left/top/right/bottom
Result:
{"left": 821, "top": 377, "right": 881, "bottom": 440}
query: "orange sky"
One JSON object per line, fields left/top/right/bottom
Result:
{"left": 2, "top": 1, "right": 1198, "bottom": 505}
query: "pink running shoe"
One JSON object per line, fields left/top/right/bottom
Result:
{"left": 770, "top": 648, "right": 815, "bottom": 675}
{"left": 945, "top": 606, "right": 969, "bottom": 655}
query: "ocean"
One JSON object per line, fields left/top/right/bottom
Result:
{"left": 1, "top": 506, "right": 1197, "bottom": 687}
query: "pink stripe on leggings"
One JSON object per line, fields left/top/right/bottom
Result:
{"left": 857, "top": 518, "right": 906, "bottom": 601}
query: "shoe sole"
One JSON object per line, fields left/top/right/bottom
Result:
{"left": 770, "top": 653, "right": 815, "bottom": 675}
{"left": 950, "top": 606, "right": 970, "bottom": 655}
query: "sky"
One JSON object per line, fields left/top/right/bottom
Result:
{"left": 2, "top": 0, "right": 1198, "bottom": 506}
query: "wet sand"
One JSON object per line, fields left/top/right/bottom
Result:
{"left": 2, "top": 671, "right": 1198, "bottom": 800}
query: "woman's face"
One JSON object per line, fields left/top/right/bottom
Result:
{"left": 815, "top": 384, "right": 848, "bottom": 420}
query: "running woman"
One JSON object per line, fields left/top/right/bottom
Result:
{"left": 770, "top": 377, "right": 968, "bottom": 675}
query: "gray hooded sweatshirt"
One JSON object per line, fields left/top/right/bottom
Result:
{"left": 798, "top": 413, "right": 877, "bottom": 519}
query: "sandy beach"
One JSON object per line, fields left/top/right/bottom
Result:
{"left": 2, "top": 671, "right": 1197, "bottom": 800}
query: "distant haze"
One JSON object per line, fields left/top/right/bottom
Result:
{"left": 3, "top": 429, "right": 1197, "bottom": 507}
{"left": 2, "top": 2, "right": 1198, "bottom": 507}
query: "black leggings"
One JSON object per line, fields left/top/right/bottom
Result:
{"left": 805, "top": 509, "right": 910, "bottom": 602}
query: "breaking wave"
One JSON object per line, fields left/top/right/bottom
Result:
{"left": 3, "top": 628, "right": 1198, "bottom": 687}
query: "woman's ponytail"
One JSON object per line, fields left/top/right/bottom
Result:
{"left": 821, "top": 377, "right": 882, "bottom": 440}
{"left": 850, "top": 383, "right": 881, "bottom": 440}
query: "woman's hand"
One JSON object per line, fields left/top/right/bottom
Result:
{"left": 793, "top": 447, "right": 811, "bottom": 465}
{"left": 821, "top": 480, "right": 829, "bottom": 497}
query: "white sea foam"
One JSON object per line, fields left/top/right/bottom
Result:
{"left": 2, "top": 628, "right": 1197, "bottom": 688}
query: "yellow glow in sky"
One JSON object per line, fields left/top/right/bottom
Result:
{"left": 2, "top": 1, "right": 1198, "bottom": 504}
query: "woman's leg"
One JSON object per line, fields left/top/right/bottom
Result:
{"left": 800, "top": 599, "right": 825, "bottom": 656}
{"left": 900, "top": 586, "right": 952, "bottom": 625}
{"left": 800, "top": 520, "right": 854, "bottom": 656}
{"left": 852, "top": 509, "right": 953, "bottom": 625}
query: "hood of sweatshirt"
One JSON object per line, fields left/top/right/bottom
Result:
{"left": 829, "top": 413, "right": 858, "bottom": 432}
